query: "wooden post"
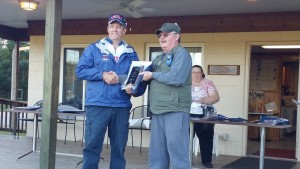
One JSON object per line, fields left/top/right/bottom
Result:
{"left": 39, "top": 0, "right": 62, "bottom": 169}
{"left": 11, "top": 41, "right": 19, "bottom": 101}
{"left": 10, "top": 41, "right": 19, "bottom": 135}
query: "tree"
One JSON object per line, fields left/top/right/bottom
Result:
{"left": 0, "top": 38, "right": 29, "bottom": 100}
{"left": 0, "top": 39, "right": 12, "bottom": 99}
{"left": 18, "top": 42, "right": 29, "bottom": 101}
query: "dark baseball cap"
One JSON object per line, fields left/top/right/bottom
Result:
{"left": 155, "top": 23, "right": 181, "bottom": 35}
{"left": 108, "top": 14, "right": 127, "bottom": 27}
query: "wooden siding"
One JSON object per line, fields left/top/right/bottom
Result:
{"left": 28, "top": 11, "right": 300, "bottom": 36}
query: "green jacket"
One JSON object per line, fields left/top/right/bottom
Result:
{"left": 149, "top": 45, "right": 192, "bottom": 114}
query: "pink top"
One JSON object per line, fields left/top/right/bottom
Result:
{"left": 191, "top": 78, "right": 218, "bottom": 114}
{"left": 192, "top": 78, "right": 218, "bottom": 101}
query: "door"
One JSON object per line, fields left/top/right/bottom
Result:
{"left": 247, "top": 45, "right": 299, "bottom": 159}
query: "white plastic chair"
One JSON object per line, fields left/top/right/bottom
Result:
{"left": 193, "top": 134, "right": 219, "bottom": 157}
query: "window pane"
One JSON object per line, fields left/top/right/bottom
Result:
{"left": 149, "top": 46, "right": 202, "bottom": 65}
{"left": 186, "top": 47, "right": 202, "bottom": 66}
{"left": 63, "top": 48, "right": 84, "bottom": 109}
{"left": 149, "top": 47, "right": 163, "bottom": 61}
{"left": 147, "top": 45, "right": 203, "bottom": 105}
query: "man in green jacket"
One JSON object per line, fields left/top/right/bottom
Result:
{"left": 141, "top": 23, "right": 192, "bottom": 169}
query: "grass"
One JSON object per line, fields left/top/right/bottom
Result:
{"left": 0, "top": 130, "right": 26, "bottom": 136}
{"left": 0, "top": 131, "right": 13, "bottom": 135}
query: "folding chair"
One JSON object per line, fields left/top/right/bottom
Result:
{"left": 128, "top": 105, "right": 151, "bottom": 152}
{"left": 57, "top": 103, "right": 80, "bottom": 144}
{"left": 57, "top": 114, "right": 77, "bottom": 144}
{"left": 16, "top": 100, "right": 43, "bottom": 139}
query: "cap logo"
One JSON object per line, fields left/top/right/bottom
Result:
{"left": 108, "top": 13, "right": 127, "bottom": 27}
{"left": 111, "top": 14, "right": 122, "bottom": 20}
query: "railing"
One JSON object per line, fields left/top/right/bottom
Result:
{"left": 0, "top": 98, "right": 27, "bottom": 132}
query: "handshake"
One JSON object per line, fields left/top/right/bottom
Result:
{"left": 103, "top": 71, "right": 119, "bottom": 85}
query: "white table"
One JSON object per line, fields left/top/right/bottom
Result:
{"left": 189, "top": 117, "right": 291, "bottom": 169}
{"left": 6, "top": 108, "right": 86, "bottom": 160}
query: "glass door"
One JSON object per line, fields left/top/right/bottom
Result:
{"left": 62, "top": 48, "right": 84, "bottom": 109}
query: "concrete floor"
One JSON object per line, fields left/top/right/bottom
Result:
{"left": 0, "top": 135, "right": 299, "bottom": 169}
{"left": 247, "top": 132, "right": 296, "bottom": 155}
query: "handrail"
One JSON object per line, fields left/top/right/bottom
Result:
{"left": 0, "top": 98, "right": 27, "bottom": 132}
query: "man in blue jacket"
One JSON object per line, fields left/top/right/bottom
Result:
{"left": 76, "top": 14, "right": 139, "bottom": 169}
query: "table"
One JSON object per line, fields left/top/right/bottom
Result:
{"left": 189, "top": 118, "right": 291, "bottom": 169}
{"left": 248, "top": 112, "right": 275, "bottom": 140}
{"left": 6, "top": 108, "right": 86, "bottom": 160}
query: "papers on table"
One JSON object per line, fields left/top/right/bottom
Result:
{"left": 15, "top": 106, "right": 42, "bottom": 110}
{"left": 58, "top": 105, "right": 83, "bottom": 113}
{"left": 15, "top": 105, "right": 83, "bottom": 113}
{"left": 121, "top": 61, "right": 152, "bottom": 92}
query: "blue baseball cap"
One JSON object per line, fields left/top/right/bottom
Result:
{"left": 108, "top": 14, "right": 127, "bottom": 27}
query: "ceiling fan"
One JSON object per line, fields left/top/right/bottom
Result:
{"left": 93, "top": 0, "right": 155, "bottom": 18}
{"left": 120, "top": 0, "right": 155, "bottom": 18}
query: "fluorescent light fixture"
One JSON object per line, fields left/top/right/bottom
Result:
{"left": 262, "top": 45, "right": 300, "bottom": 49}
{"left": 19, "top": 46, "right": 30, "bottom": 51}
{"left": 18, "top": 0, "right": 39, "bottom": 11}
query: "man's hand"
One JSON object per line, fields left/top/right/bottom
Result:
{"left": 103, "top": 71, "right": 119, "bottom": 84}
{"left": 125, "top": 84, "right": 134, "bottom": 95}
{"left": 140, "top": 71, "right": 152, "bottom": 81}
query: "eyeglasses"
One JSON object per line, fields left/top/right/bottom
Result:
{"left": 157, "top": 33, "right": 177, "bottom": 38}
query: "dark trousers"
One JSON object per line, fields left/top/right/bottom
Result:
{"left": 191, "top": 114, "right": 214, "bottom": 164}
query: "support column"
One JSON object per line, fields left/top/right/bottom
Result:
{"left": 39, "top": 0, "right": 62, "bottom": 169}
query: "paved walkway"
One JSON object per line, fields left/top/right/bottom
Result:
{"left": 1, "top": 134, "right": 298, "bottom": 169}
{"left": 1, "top": 135, "right": 148, "bottom": 169}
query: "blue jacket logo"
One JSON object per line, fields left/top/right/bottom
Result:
{"left": 102, "top": 55, "right": 110, "bottom": 61}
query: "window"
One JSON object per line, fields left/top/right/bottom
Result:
{"left": 144, "top": 43, "right": 203, "bottom": 105}
{"left": 147, "top": 43, "right": 203, "bottom": 65}
{"left": 62, "top": 48, "right": 84, "bottom": 109}
{"left": 61, "top": 44, "right": 203, "bottom": 108}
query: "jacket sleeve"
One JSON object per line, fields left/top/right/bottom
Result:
{"left": 132, "top": 80, "right": 149, "bottom": 97}
{"left": 152, "top": 48, "right": 192, "bottom": 86}
{"left": 76, "top": 45, "right": 103, "bottom": 81}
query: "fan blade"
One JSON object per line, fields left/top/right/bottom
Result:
{"left": 138, "top": 7, "right": 155, "bottom": 12}
{"left": 124, "top": 7, "right": 143, "bottom": 18}
{"left": 129, "top": 0, "right": 146, "bottom": 8}
{"left": 131, "top": 11, "right": 143, "bottom": 18}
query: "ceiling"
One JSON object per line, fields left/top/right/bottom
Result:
{"left": 1, "top": 0, "right": 300, "bottom": 29}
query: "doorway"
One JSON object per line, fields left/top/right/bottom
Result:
{"left": 247, "top": 45, "right": 299, "bottom": 159}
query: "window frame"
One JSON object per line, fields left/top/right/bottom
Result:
{"left": 144, "top": 42, "right": 204, "bottom": 105}
{"left": 60, "top": 44, "right": 87, "bottom": 111}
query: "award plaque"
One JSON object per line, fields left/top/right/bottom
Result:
{"left": 121, "top": 61, "right": 152, "bottom": 91}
